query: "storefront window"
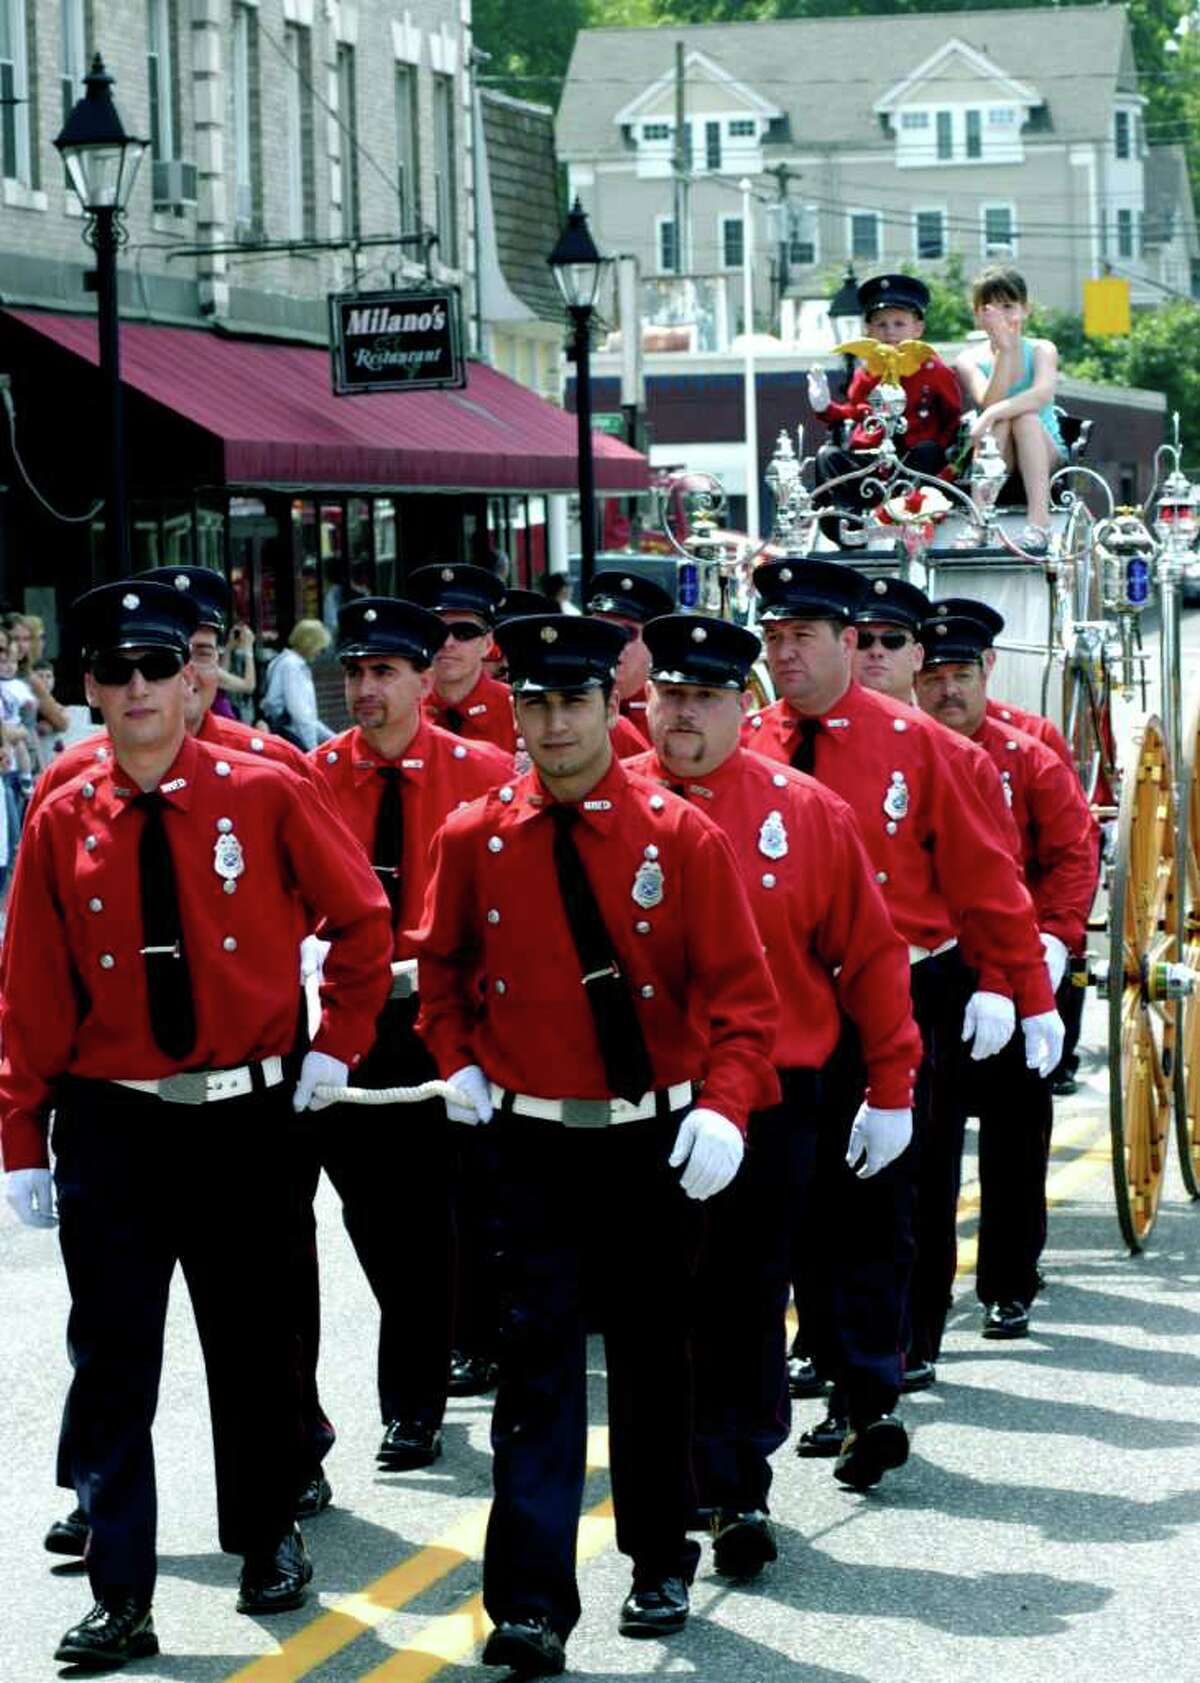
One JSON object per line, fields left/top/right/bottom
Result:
{"left": 230, "top": 495, "right": 280, "bottom": 647}
{"left": 292, "top": 497, "right": 320, "bottom": 623}
{"left": 319, "top": 501, "right": 346, "bottom": 631}
{"left": 374, "top": 498, "right": 397, "bottom": 597}
{"left": 196, "top": 501, "right": 226, "bottom": 574}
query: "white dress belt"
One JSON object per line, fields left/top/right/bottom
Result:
{"left": 489, "top": 1080, "right": 694, "bottom": 1127}
{"left": 909, "top": 937, "right": 959, "bottom": 966}
{"left": 111, "top": 1056, "right": 285, "bottom": 1106}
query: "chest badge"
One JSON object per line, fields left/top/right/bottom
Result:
{"left": 213, "top": 832, "right": 245, "bottom": 881}
{"left": 632, "top": 859, "right": 664, "bottom": 910}
{"left": 883, "top": 772, "right": 909, "bottom": 822}
{"left": 758, "top": 809, "right": 789, "bottom": 861}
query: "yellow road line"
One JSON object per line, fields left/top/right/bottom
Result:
{"left": 225, "top": 1434, "right": 610, "bottom": 1682}
{"left": 956, "top": 1141, "right": 1110, "bottom": 1277}
{"left": 357, "top": 1503, "right": 616, "bottom": 1683}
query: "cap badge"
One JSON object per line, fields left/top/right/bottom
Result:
{"left": 213, "top": 830, "right": 246, "bottom": 881}
{"left": 174, "top": 574, "right": 190, "bottom": 591}
{"left": 936, "top": 623, "right": 947, "bottom": 636}
{"left": 441, "top": 567, "right": 455, "bottom": 582}
{"left": 621, "top": 577, "right": 634, "bottom": 590}
{"left": 779, "top": 568, "right": 793, "bottom": 584}
{"left": 540, "top": 625, "right": 558, "bottom": 643}
{"left": 691, "top": 625, "right": 708, "bottom": 643}
{"left": 936, "top": 604, "right": 949, "bottom": 616}
{"left": 632, "top": 858, "right": 664, "bottom": 910}
{"left": 364, "top": 608, "right": 378, "bottom": 622}
{"left": 883, "top": 771, "right": 909, "bottom": 823}
{"left": 758, "top": 809, "right": 788, "bottom": 861}
{"left": 122, "top": 593, "right": 140, "bottom": 610}
{"left": 873, "top": 579, "right": 888, "bottom": 595}
{"left": 881, "top": 277, "right": 889, "bottom": 289}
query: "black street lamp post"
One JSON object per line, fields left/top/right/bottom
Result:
{"left": 55, "top": 55, "right": 147, "bottom": 582}
{"left": 828, "top": 263, "right": 864, "bottom": 396}
{"left": 548, "top": 199, "right": 610, "bottom": 603}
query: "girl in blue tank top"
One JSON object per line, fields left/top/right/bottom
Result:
{"left": 955, "top": 266, "right": 1064, "bottom": 555}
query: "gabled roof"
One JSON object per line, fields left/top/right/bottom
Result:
{"left": 873, "top": 37, "right": 1040, "bottom": 113}
{"left": 613, "top": 47, "right": 781, "bottom": 128}
{"left": 557, "top": 5, "right": 1132, "bottom": 157}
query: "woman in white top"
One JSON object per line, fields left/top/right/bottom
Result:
{"left": 261, "top": 618, "right": 334, "bottom": 750}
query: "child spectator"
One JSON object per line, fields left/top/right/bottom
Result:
{"left": 809, "top": 272, "right": 962, "bottom": 544}
{"left": 956, "top": 265, "right": 1063, "bottom": 555}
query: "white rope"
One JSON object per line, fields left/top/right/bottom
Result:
{"left": 312, "top": 1079, "right": 471, "bottom": 1106}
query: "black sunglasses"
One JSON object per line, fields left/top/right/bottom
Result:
{"left": 91, "top": 648, "right": 184, "bottom": 685}
{"left": 856, "top": 630, "right": 912, "bottom": 652}
{"left": 442, "top": 622, "right": 489, "bottom": 643}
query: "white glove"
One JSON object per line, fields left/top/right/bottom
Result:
{"left": 5, "top": 1168, "right": 56, "bottom": 1228}
{"left": 299, "top": 934, "right": 331, "bottom": 985}
{"left": 962, "top": 990, "right": 1016, "bottom": 1061}
{"left": 807, "top": 366, "right": 831, "bottom": 413}
{"left": 668, "top": 1107, "right": 744, "bottom": 1201}
{"left": 845, "top": 1104, "right": 913, "bottom": 1179}
{"left": 1040, "top": 932, "right": 1069, "bottom": 993}
{"left": 445, "top": 1064, "right": 494, "bottom": 1126}
{"left": 1022, "top": 1010, "right": 1066, "bottom": 1079}
{"left": 293, "top": 1050, "right": 349, "bottom": 1113}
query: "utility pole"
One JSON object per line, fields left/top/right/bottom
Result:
{"left": 673, "top": 41, "right": 689, "bottom": 274}
{"left": 767, "top": 162, "right": 793, "bottom": 329}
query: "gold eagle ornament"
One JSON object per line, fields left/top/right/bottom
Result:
{"left": 832, "top": 339, "right": 937, "bottom": 382}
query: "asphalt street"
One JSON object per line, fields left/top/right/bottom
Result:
{"left": 1, "top": 609, "right": 1198, "bottom": 1683}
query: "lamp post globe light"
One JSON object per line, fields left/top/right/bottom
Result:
{"left": 55, "top": 54, "right": 147, "bottom": 582}
{"left": 548, "top": 198, "right": 611, "bottom": 602}
{"left": 828, "top": 263, "right": 863, "bottom": 396}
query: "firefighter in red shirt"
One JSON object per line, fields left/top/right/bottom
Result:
{"left": 411, "top": 614, "right": 777, "bottom": 1676}
{"left": 0, "top": 581, "right": 392, "bottom": 1670}
{"left": 308, "top": 597, "right": 511, "bottom": 1479}
{"left": 406, "top": 563, "right": 517, "bottom": 753}
{"left": 850, "top": 575, "right": 931, "bottom": 704}
{"left": 915, "top": 605, "right": 1099, "bottom": 1338}
{"left": 630, "top": 613, "right": 921, "bottom": 1538}
{"left": 585, "top": 568, "right": 675, "bottom": 745}
{"left": 746, "top": 558, "right": 1063, "bottom": 1403}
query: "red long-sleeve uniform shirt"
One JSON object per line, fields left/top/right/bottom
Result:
{"left": 423, "top": 670, "right": 517, "bottom": 755}
{"left": 821, "top": 356, "right": 962, "bottom": 456}
{"left": 619, "top": 688, "right": 651, "bottom": 745}
{"left": 28, "top": 709, "right": 319, "bottom": 820}
{"left": 628, "top": 745, "right": 921, "bottom": 1108}
{"left": 0, "top": 733, "right": 393, "bottom": 1171}
{"left": 612, "top": 713, "right": 651, "bottom": 759}
{"left": 410, "top": 755, "right": 780, "bottom": 1130}
{"left": 744, "top": 682, "right": 1054, "bottom": 1016}
{"left": 310, "top": 717, "right": 512, "bottom": 959}
{"left": 972, "top": 715, "right": 1099, "bottom": 953}
{"left": 986, "top": 698, "right": 1074, "bottom": 772}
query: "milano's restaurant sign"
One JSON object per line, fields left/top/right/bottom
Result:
{"left": 329, "top": 287, "right": 466, "bottom": 395}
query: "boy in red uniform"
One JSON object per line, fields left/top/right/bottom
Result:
{"left": 810, "top": 273, "right": 962, "bottom": 545}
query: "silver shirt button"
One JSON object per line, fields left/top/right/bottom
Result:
{"left": 88, "top": 897, "right": 103, "bottom": 913}
{"left": 84, "top": 835, "right": 98, "bottom": 852}
{"left": 762, "top": 873, "right": 776, "bottom": 889}
{"left": 453, "top": 745, "right": 468, "bottom": 759}
{"left": 495, "top": 978, "right": 507, "bottom": 994}
{"left": 99, "top": 953, "right": 115, "bottom": 969}
{"left": 640, "top": 984, "right": 655, "bottom": 999}
{"left": 487, "top": 909, "right": 501, "bottom": 924}
{"left": 223, "top": 936, "right": 238, "bottom": 952}
{"left": 487, "top": 836, "right": 503, "bottom": 853}
{"left": 636, "top": 920, "right": 651, "bottom": 934}
{"left": 223, "top": 879, "right": 238, "bottom": 895}
{"left": 215, "top": 760, "right": 231, "bottom": 777}
{"left": 217, "top": 817, "right": 233, "bottom": 833}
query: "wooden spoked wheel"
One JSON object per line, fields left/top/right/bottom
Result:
{"left": 1173, "top": 705, "right": 1200, "bottom": 1199}
{"left": 1108, "top": 718, "right": 1179, "bottom": 1251}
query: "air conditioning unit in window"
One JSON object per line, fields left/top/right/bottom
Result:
{"left": 152, "top": 159, "right": 198, "bottom": 209}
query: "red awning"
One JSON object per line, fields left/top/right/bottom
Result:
{"left": 5, "top": 310, "right": 647, "bottom": 495}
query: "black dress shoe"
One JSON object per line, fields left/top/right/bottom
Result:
{"left": 377, "top": 1419, "right": 443, "bottom": 1470}
{"left": 296, "top": 1473, "right": 333, "bottom": 1519}
{"left": 795, "top": 1411, "right": 848, "bottom": 1458}
{"left": 787, "top": 1356, "right": 829, "bottom": 1398}
{"left": 481, "top": 1615, "right": 566, "bottom": 1675}
{"left": 237, "top": 1526, "right": 312, "bottom": 1615}
{"left": 983, "top": 1300, "right": 1030, "bottom": 1339}
{"left": 711, "top": 1510, "right": 777, "bottom": 1578}
{"left": 448, "top": 1350, "right": 499, "bottom": 1397}
{"left": 44, "top": 1505, "right": 88, "bottom": 1557}
{"left": 901, "top": 1358, "right": 936, "bottom": 1392}
{"left": 54, "top": 1596, "right": 158, "bottom": 1668}
{"left": 1051, "top": 1073, "right": 1078, "bottom": 1097}
{"left": 619, "top": 1575, "right": 689, "bottom": 1638}
{"left": 833, "top": 1415, "right": 909, "bottom": 1491}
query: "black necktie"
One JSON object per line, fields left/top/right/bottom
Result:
{"left": 443, "top": 707, "right": 464, "bottom": 735}
{"left": 373, "top": 768, "right": 405, "bottom": 915}
{"left": 790, "top": 717, "right": 821, "bottom": 774}
{"left": 135, "top": 793, "right": 197, "bottom": 1060}
{"left": 548, "top": 806, "right": 655, "bottom": 1104}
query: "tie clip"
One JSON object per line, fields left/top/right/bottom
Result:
{"left": 140, "top": 942, "right": 181, "bottom": 958}
{"left": 373, "top": 864, "right": 400, "bottom": 877}
{"left": 581, "top": 963, "right": 620, "bottom": 986}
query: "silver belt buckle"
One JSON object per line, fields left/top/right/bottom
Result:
{"left": 560, "top": 1098, "right": 612, "bottom": 1129}
{"left": 157, "top": 1071, "right": 210, "bottom": 1105}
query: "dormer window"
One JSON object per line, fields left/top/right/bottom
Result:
{"left": 642, "top": 121, "right": 670, "bottom": 141}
